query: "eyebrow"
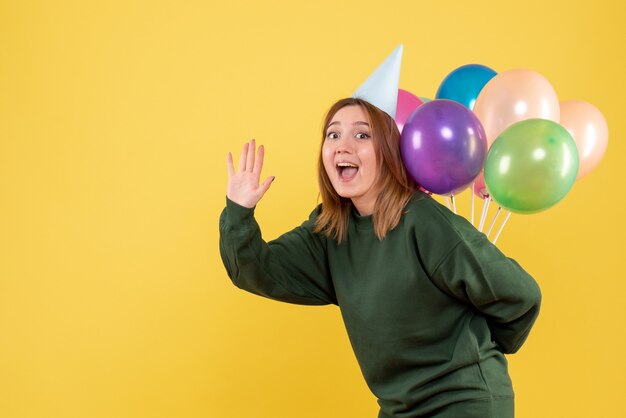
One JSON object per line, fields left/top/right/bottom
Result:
{"left": 326, "top": 121, "right": 370, "bottom": 128}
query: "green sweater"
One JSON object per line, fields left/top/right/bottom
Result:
{"left": 219, "top": 192, "right": 541, "bottom": 417}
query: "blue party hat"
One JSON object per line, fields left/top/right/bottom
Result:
{"left": 352, "top": 44, "right": 403, "bottom": 119}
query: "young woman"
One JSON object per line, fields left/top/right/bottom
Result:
{"left": 219, "top": 97, "right": 542, "bottom": 418}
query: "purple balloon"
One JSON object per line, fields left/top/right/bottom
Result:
{"left": 401, "top": 100, "right": 487, "bottom": 195}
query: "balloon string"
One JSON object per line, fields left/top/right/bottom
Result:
{"left": 492, "top": 210, "right": 512, "bottom": 244}
{"left": 486, "top": 206, "right": 502, "bottom": 238}
{"left": 470, "top": 181, "right": 475, "bottom": 226}
{"left": 478, "top": 196, "right": 491, "bottom": 232}
{"left": 451, "top": 194, "right": 457, "bottom": 214}
{"left": 445, "top": 196, "right": 451, "bottom": 210}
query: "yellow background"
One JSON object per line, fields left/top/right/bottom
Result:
{"left": 1, "top": 0, "right": 624, "bottom": 417}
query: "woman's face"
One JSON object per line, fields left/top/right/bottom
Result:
{"left": 322, "top": 105, "right": 379, "bottom": 215}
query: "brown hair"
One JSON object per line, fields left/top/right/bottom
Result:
{"left": 314, "top": 97, "right": 417, "bottom": 243}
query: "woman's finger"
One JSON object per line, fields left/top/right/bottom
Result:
{"left": 238, "top": 142, "right": 249, "bottom": 172}
{"left": 226, "top": 152, "right": 235, "bottom": 177}
{"left": 246, "top": 139, "right": 256, "bottom": 173}
{"left": 259, "top": 175, "right": 275, "bottom": 195}
{"left": 253, "top": 145, "right": 264, "bottom": 176}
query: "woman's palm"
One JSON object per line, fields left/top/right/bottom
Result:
{"left": 227, "top": 139, "right": 274, "bottom": 208}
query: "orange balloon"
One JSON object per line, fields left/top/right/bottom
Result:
{"left": 559, "top": 100, "right": 608, "bottom": 179}
{"left": 473, "top": 69, "right": 560, "bottom": 146}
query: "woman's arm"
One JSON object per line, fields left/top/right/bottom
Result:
{"left": 429, "top": 234, "right": 541, "bottom": 354}
{"left": 418, "top": 197, "right": 541, "bottom": 354}
{"left": 219, "top": 140, "right": 336, "bottom": 305}
{"left": 219, "top": 199, "right": 336, "bottom": 305}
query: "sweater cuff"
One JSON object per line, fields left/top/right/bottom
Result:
{"left": 224, "top": 196, "right": 256, "bottom": 227}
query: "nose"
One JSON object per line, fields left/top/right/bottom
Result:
{"left": 335, "top": 136, "right": 355, "bottom": 154}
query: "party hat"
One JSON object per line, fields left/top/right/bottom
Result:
{"left": 352, "top": 44, "right": 403, "bottom": 119}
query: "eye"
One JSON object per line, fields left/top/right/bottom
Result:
{"left": 326, "top": 131, "right": 339, "bottom": 139}
{"left": 356, "top": 132, "right": 370, "bottom": 139}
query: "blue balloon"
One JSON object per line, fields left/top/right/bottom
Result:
{"left": 435, "top": 64, "right": 497, "bottom": 110}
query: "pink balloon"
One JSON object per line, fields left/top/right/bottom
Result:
{"left": 418, "top": 186, "right": 432, "bottom": 195}
{"left": 473, "top": 171, "right": 489, "bottom": 199}
{"left": 559, "top": 100, "right": 609, "bottom": 179}
{"left": 473, "top": 69, "right": 560, "bottom": 146}
{"left": 395, "top": 89, "right": 424, "bottom": 133}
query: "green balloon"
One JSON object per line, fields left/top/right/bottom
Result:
{"left": 484, "top": 119, "right": 579, "bottom": 214}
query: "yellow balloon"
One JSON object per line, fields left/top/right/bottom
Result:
{"left": 473, "top": 69, "right": 560, "bottom": 147}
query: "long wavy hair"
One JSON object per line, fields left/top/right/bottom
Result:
{"left": 314, "top": 98, "right": 417, "bottom": 243}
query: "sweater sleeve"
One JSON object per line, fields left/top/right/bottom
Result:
{"left": 420, "top": 200, "right": 542, "bottom": 354}
{"left": 219, "top": 197, "right": 337, "bottom": 306}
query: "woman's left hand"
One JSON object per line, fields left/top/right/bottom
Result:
{"left": 226, "top": 139, "right": 274, "bottom": 208}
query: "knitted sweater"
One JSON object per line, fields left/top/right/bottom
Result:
{"left": 219, "top": 192, "right": 541, "bottom": 417}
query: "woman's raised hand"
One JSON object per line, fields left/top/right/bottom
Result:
{"left": 226, "top": 139, "right": 275, "bottom": 208}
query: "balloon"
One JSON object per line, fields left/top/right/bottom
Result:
{"left": 484, "top": 119, "right": 579, "bottom": 214}
{"left": 473, "top": 69, "right": 560, "bottom": 147}
{"left": 419, "top": 97, "right": 432, "bottom": 103}
{"left": 473, "top": 171, "right": 489, "bottom": 199}
{"left": 401, "top": 100, "right": 488, "bottom": 196}
{"left": 559, "top": 100, "right": 609, "bottom": 179}
{"left": 395, "top": 89, "right": 424, "bottom": 133}
{"left": 418, "top": 186, "right": 432, "bottom": 195}
{"left": 435, "top": 64, "right": 497, "bottom": 110}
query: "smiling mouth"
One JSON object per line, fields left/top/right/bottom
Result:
{"left": 336, "top": 162, "right": 359, "bottom": 181}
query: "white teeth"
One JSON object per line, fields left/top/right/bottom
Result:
{"left": 337, "top": 162, "right": 357, "bottom": 168}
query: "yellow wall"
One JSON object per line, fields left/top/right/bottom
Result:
{"left": 1, "top": 0, "right": 624, "bottom": 417}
